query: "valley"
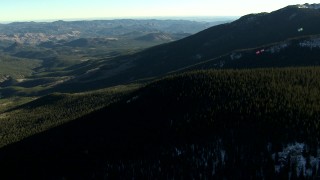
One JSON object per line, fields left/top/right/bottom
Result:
{"left": 0, "top": 19, "right": 231, "bottom": 97}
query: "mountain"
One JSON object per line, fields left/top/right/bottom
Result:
{"left": 1, "top": 5, "right": 320, "bottom": 98}
{"left": 1, "top": 4, "right": 320, "bottom": 179}
{"left": 44, "top": 4, "right": 320, "bottom": 94}
{"left": 128, "top": 4, "right": 320, "bottom": 74}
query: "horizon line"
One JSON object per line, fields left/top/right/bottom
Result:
{"left": 0, "top": 16, "right": 240, "bottom": 24}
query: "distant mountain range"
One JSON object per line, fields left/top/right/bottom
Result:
{"left": 0, "top": 19, "right": 230, "bottom": 45}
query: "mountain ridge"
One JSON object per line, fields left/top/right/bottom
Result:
{"left": 44, "top": 4, "right": 320, "bottom": 94}
{"left": 1, "top": 4, "right": 320, "bottom": 97}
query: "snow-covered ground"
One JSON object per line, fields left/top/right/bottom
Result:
{"left": 298, "top": 3, "right": 320, "bottom": 9}
{"left": 230, "top": 52, "right": 242, "bottom": 60}
{"left": 272, "top": 142, "right": 320, "bottom": 178}
{"left": 265, "top": 43, "right": 289, "bottom": 54}
{"left": 299, "top": 38, "right": 320, "bottom": 49}
{"left": 126, "top": 95, "right": 139, "bottom": 104}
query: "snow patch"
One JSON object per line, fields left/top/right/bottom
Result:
{"left": 298, "top": 3, "right": 320, "bottom": 9}
{"left": 265, "top": 43, "right": 289, "bottom": 54}
{"left": 272, "top": 142, "right": 320, "bottom": 178}
{"left": 299, "top": 38, "right": 320, "bottom": 48}
{"left": 230, "top": 53, "right": 242, "bottom": 60}
{"left": 126, "top": 96, "right": 139, "bottom": 104}
{"left": 169, "top": 142, "right": 226, "bottom": 176}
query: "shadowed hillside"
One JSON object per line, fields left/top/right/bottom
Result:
{"left": 1, "top": 67, "right": 320, "bottom": 179}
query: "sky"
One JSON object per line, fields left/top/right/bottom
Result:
{"left": 0, "top": 0, "right": 318, "bottom": 22}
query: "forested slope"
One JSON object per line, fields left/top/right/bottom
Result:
{"left": 1, "top": 67, "right": 320, "bottom": 179}
{"left": 0, "top": 84, "right": 138, "bottom": 148}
